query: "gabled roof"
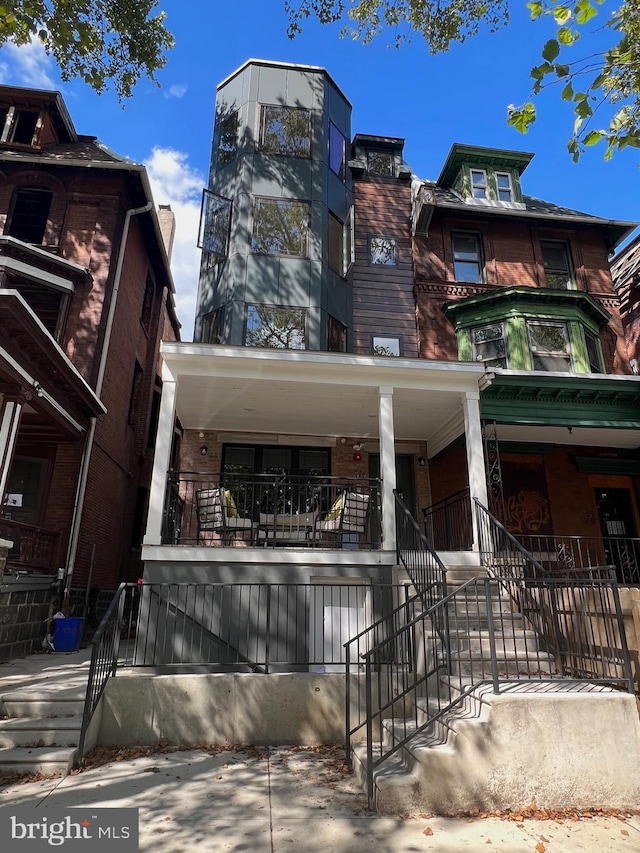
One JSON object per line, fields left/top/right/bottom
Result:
{"left": 438, "top": 143, "right": 535, "bottom": 186}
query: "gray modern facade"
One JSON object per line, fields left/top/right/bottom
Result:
{"left": 195, "top": 59, "right": 353, "bottom": 351}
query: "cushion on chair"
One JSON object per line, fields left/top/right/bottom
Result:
{"left": 224, "top": 490, "right": 239, "bottom": 518}
{"left": 326, "top": 495, "right": 343, "bottom": 522}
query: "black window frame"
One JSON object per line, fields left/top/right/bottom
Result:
{"left": 259, "top": 104, "right": 312, "bottom": 158}
{"left": 7, "top": 186, "right": 53, "bottom": 244}
{"left": 540, "top": 239, "right": 575, "bottom": 289}
{"left": 329, "top": 121, "right": 346, "bottom": 181}
{"left": 452, "top": 230, "right": 484, "bottom": 283}
{"left": 250, "top": 196, "right": 310, "bottom": 258}
{"left": 369, "top": 235, "right": 397, "bottom": 267}
{"left": 328, "top": 314, "right": 347, "bottom": 352}
{"left": 216, "top": 110, "right": 239, "bottom": 170}
{"left": 244, "top": 304, "right": 307, "bottom": 350}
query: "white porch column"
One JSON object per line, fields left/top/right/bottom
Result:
{"left": 0, "top": 388, "right": 27, "bottom": 500}
{"left": 378, "top": 385, "right": 397, "bottom": 552}
{"left": 143, "top": 364, "right": 177, "bottom": 546}
{"left": 462, "top": 390, "right": 488, "bottom": 550}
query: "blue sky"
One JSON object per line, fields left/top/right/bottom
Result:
{"left": 0, "top": 1, "right": 637, "bottom": 339}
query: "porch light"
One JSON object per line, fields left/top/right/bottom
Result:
{"left": 418, "top": 456, "right": 427, "bottom": 467}
{"left": 200, "top": 444, "right": 208, "bottom": 456}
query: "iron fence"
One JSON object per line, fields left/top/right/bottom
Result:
{"left": 516, "top": 534, "right": 640, "bottom": 585}
{"left": 422, "top": 489, "right": 473, "bottom": 551}
{"left": 131, "top": 582, "right": 405, "bottom": 672}
{"left": 163, "top": 471, "right": 381, "bottom": 549}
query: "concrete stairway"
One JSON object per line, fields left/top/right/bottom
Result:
{"left": 0, "top": 688, "right": 84, "bottom": 775}
{"left": 353, "top": 561, "right": 559, "bottom": 813}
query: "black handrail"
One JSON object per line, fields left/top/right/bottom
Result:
{"left": 75, "top": 583, "right": 138, "bottom": 766}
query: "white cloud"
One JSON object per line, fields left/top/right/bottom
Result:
{"left": 144, "top": 147, "right": 204, "bottom": 342}
{"left": 165, "top": 84, "right": 187, "bottom": 99}
{"left": 0, "top": 41, "right": 56, "bottom": 89}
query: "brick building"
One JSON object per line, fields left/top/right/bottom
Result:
{"left": 0, "top": 84, "right": 180, "bottom": 646}
{"left": 142, "top": 59, "right": 640, "bottom": 602}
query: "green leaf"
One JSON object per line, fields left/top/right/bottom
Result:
{"left": 507, "top": 102, "right": 536, "bottom": 133}
{"left": 583, "top": 130, "right": 604, "bottom": 146}
{"left": 561, "top": 82, "right": 574, "bottom": 100}
{"left": 542, "top": 38, "right": 560, "bottom": 62}
{"left": 575, "top": 0, "right": 598, "bottom": 25}
{"left": 553, "top": 6, "right": 572, "bottom": 25}
{"left": 555, "top": 64, "right": 570, "bottom": 78}
{"left": 527, "top": 1, "right": 543, "bottom": 21}
{"left": 557, "top": 27, "right": 575, "bottom": 45}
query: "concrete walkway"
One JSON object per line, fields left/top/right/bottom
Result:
{"left": 1, "top": 651, "right": 639, "bottom": 851}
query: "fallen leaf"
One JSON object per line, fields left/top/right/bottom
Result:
{"left": 621, "top": 829, "right": 629, "bottom": 836}
{"left": 536, "top": 844, "right": 545, "bottom": 853}
{"left": 423, "top": 827, "right": 434, "bottom": 836}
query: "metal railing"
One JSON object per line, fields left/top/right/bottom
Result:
{"left": 75, "top": 583, "right": 139, "bottom": 766}
{"left": 395, "top": 491, "right": 448, "bottom": 602}
{"left": 0, "top": 516, "right": 60, "bottom": 572}
{"left": 163, "top": 471, "right": 381, "bottom": 549}
{"left": 516, "top": 534, "right": 640, "bottom": 585}
{"left": 349, "top": 572, "right": 633, "bottom": 808}
{"left": 132, "top": 582, "right": 405, "bottom": 672}
{"left": 474, "top": 497, "right": 547, "bottom": 581}
{"left": 422, "top": 489, "right": 473, "bottom": 551}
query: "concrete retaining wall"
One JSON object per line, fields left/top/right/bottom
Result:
{"left": 98, "top": 673, "right": 374, "bottom": 746}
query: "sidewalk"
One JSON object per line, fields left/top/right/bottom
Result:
{"left": 1, "top": 651, "right": 639, "bottom": 851}
{"left": 0, "top": 744, "right": 638, "bottom": 852}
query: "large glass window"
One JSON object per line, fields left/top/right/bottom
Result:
{"left": 245, "top": 305, "right": 306, "bottom": 350}
{"left": 217, "top": 111, "right": 238, "bottom": 169}
{"left": 541, "top": 240, "right": 574, "bottom": 289}
{"left": 472, "top": 324, "right": 507, "bottom": 368}
{"left": 328, "top": 212, "right": 344, "bottom": 276}
{"left": 329, "top": 122, "right": 346, "bottom": 180}
{"left": 251, "top": 198, "right": 309, "bottom": 257}
{"left": 1, "top": 109, "right": 41, "bottom": 146}
{"left": 527, "top": 321, "right": 572, "bottom": 372}
{"left": 452, "top": 231, "right": 483, "bottom": 283}
{"left": 259, "top": 105, "right": 311, "bottom": 158}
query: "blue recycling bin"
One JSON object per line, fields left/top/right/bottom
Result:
{"left": 53, "top": 616, "right": 85, "bottom": 652}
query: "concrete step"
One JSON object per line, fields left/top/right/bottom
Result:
{"left": 0, "top": 716, "right": 82, "bottom": 748}
{"left": 452, "top": 650, "right": 556, "bottom": 678}
{"left": 446, "top": 628, "right": 541, "bottom": 656}
{"left": 0, "top": 694, "right": 85, "bottom": 718}
{"left": 0, "top": 746, "right": 76, "bottom": 775}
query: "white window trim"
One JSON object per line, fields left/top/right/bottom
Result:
{"left": 470, "top": 168, "right": 488, "bottom": 199}
{"left": 526, "top": 320, "right": 573, "bottom": 373}
{"left": 495, "top": 171, "right": 514, "bottom": 202}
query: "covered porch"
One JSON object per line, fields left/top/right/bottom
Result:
{"left": 142, "top": 344, "right": 488, "bottom": 575}
{"left": 425, "top": 370, "right": 640, "bottom": 584}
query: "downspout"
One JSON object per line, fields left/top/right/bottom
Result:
{"left": 64, "top": 201, "right": 153, "bottom": 593}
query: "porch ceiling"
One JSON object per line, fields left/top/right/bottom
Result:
{"left": 164, "top": 345, "right": 485, "bottom": 443}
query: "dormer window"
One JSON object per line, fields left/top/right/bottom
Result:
{"left": 496, "top": 172, "right": 514, "bottom": 202}
{"left": 367, "top": 150, "right": 393, "bottom": 177}
{"left": 470, "top": 169, "right": 487, "bottom": 199}
{"left": 0, "top": 108, "right": 41, "bottom": 146}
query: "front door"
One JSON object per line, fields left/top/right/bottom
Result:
{"left": 594, "top": 488, "right": 639, "bottom": 582}
{"left": 368, "top": 454, "right": 416, "bottom": 546}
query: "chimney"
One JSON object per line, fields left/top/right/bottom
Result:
{"left": 157, "top": 205, "right": 176, "bottom": 263}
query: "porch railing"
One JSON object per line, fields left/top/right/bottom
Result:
{"left": 162, "top": 471, "right": 381, "bottom": 549}
{"left": 422, "top": 488, "right": 473, "bottom": 551}
{"left": 0, "top": 516, "right": 60, "bottom": 572}
{"left": 516, "top": 534, "right": 640, "bottom": 585}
